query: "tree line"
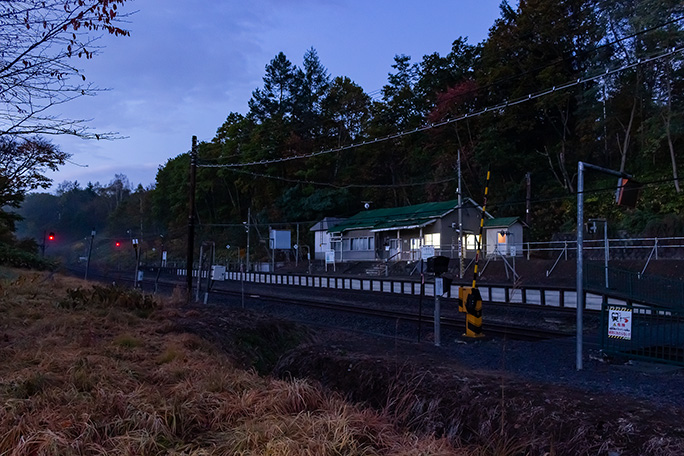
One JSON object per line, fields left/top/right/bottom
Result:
{"left": 8, "top": 0, "right": 684, "bottom": 267}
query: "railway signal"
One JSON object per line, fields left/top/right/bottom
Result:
{"left": 615, "top": 177, "right": 641, "bottom": 208}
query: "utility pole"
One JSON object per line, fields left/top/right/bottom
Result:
{"left": 132, "top": 238, "right": 140, "bottom": 288}
{"left": 155, "top": 235, "right": 164, "bottom": 293}
{"left": 576, "top": 161, "right": 632, "bottom": 371}
{"left": 525, "top": 172, "right": 532, "bottom": 226}
{"left": 458, "top": 149, "right": 464, "bottom": 279}
{"left": 296, "top": 223, "right": 299, "bottom": 267}
{"left": 85, "top": 229, "right": 95, "bottom": 280}
{"left": 186, "top": 136, "right": 198, "bottom": 296}
{"left": 246, "top": 207, "right": 251, "bottom": 272}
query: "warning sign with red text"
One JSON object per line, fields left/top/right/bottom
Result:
{"left": 608, "top": 306, "right": 632, "bottom": 340}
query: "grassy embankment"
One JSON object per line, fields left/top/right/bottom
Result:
{"left": 0, "top": 268, "right": 470, "bottom": 455}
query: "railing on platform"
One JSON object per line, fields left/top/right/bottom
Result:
{"left": 525, "top": 236, "right": 684, "bottom": 260}
{"left": 585, "top": 263, "right": 684, "bottom": 309}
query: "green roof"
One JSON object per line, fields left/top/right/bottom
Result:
{"left": 328, "top": 200, "right": 460, "bottom": 233}
{"left": 484, "top": 217, "right": 520, "bottom": 228}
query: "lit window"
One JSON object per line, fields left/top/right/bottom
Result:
{"left": 497, "top": 232, "right": 507, "bottom": 244}
{"left": 424, "top": 233, "right": 441, "bottom": 248}
{"left": 465, "top": 235, "right": 478, "bottom": 250}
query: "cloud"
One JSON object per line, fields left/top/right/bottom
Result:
{"left": 48, "top": 0, "right": 503, "bottom": 190}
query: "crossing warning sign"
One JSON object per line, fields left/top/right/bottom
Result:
{"left": 608, "top": 306, "right": 632, "bottom": 340}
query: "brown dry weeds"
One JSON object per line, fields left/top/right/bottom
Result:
{"left": 0, "top": 269, "right": 464, "bottom": 455}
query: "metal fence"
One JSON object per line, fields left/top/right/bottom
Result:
{"left": 525, "top": 236, "right": 684, "bottom": 260}
{"left": 585, "top": 263, "right": 684, "bottom": 308}
{"left": 600, "top": 302, "right": 684, "bottom": 366}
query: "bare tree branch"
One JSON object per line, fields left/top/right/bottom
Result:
{"left": 0, "top": 0, "right": 130, "bottom": 138}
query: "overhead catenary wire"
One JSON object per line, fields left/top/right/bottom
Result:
{"left": 215, "top": 166, "right": 458, "bottom": 189}
{"left": 195, "top": 15, "right": 684, "bottom": 173}
{"left": 485, "top": 174, "right": 684, "bottom": 212}
{"left": 197, "top": 45, "right": 684, "bottom": 171}
{"left": 193, "top": 175, "right": 683, "bottom": 231}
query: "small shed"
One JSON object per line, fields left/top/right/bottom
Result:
{"left": 309, "top": 217, "right": 347, "bottom": 260}
{"left": 484, "top": 217, "right": 525, "bottom": 257}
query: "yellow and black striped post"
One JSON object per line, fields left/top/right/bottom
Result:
{"left": 458, "top": 286, "right": 484, "bottom": 337}
{"left": 458, "top": 169, "right": 490, "bottom": 338}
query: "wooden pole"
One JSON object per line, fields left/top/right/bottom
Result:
{"left": 186, "top": 136, "right": 198, "bottom": 296}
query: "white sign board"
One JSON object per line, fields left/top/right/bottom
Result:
{"left": 211, "top": 265, "right": 226, "bottom": 281}
{"left": 421, "top": 245, "right": 435, "bottom": 259}
{"left": 325, "top": 250, "right": 336, "bottom": 264}
{"left": 269, "top": 229, "right": 291, "bottom": 249}
{"left": 608, "top": 306, "right": 632, "bottom": 340}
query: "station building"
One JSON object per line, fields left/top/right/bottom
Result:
{"left": 310, "top": 199, "right": 524, "bottom": 264}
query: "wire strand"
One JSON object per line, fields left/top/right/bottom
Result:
{"left": 198, "top": 45, "right": 683, "bottom": 170}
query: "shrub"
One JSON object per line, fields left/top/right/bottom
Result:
{"left": 0, "top": 243, "right": 56, "bottom": 270}
{"left": 58, "top": 284, "right": 159, "bottom": 317}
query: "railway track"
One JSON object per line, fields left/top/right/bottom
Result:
{"left": 66, "top": 267, "right": 575, "bottom": 342}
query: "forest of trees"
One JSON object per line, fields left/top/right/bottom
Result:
{"left": 13, "top": 0, "right": 684, "bottom": 266}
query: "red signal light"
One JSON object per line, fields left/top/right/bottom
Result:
{"left": 48, "top": 232, "right": 55, "bottom": 241}
{"left": 115, "top": 241, "right": 121, "bottom": 247}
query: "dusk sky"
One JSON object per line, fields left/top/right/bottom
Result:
{"left": 47, "top": 0, "right": 506, "bottom": 190}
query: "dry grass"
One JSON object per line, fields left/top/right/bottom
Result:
{"left": 0, "top": 268, "right": 473, "bottom": 455}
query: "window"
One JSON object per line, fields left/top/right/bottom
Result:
{"left": 424, "top": 233, "right": 441, "bottom": 248}
{"left": 410, "top": 238, "right": 421, "bottom": 250}
{"left": 465, "top": 234, "right": 478, "bottom": 250}
{"left": 497, "top": 232, "right": 507, "bottom": 244}
{"left": 345, "top": 237, "right": 374, "bottom": 251}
